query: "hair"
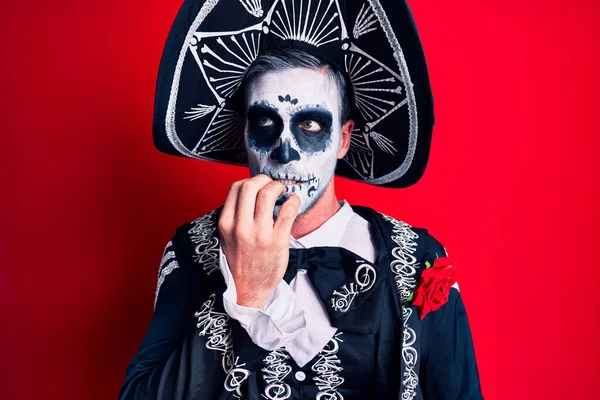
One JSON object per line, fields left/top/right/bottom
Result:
{"left": 239, "top": 48, "right": 353, "bottom": 123}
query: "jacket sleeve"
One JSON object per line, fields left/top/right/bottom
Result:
{"left": 119, "top": 237, "right": 196, "bottom": 400}
{"left": 419, "top": 234, "right": 484, "bottom": 400}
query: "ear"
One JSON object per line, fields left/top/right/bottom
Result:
{"left": 337, "top": 119, "right": 354, "bottom": 159}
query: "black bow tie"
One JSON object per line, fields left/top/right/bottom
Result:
{"left": 229, "top": 246, "right": 386, "bottom": 371}
{"left": 283, "top": 247, "right": 386, "bottom": 335}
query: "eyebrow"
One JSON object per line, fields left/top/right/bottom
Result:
{"left": 249, "top": 100, "right": 279, "bottom": 112}
{"left": 286, "top": 103, "right": 331, "bottom": 116}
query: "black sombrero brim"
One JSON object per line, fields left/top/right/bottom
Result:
{"left": 153, "top": 0, "right": 435, "bottom": 188}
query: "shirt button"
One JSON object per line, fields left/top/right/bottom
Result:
{"left": 295, "top": 371, "right": 306, "bottom": 381}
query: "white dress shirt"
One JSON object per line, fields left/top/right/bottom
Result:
{"left": 219, "top": 200, "right": 377, "bottom": 367}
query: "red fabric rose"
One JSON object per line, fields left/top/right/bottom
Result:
{"left": 411, "top": 256, "right": 458, "bottom": 320}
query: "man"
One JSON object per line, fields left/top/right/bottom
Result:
{"left": 121, "top": 1, "right": 483, "bottom": 399}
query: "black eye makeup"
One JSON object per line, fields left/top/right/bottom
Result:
{"left": 289, "top": 108, "right": 333, "bottom": 153}
{"left": 246, "top": 103, "right": 284, "bottom": 150}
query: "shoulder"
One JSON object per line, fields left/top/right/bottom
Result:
{"left": 173, "top": 207, "right": 223, "bottom": 243}
{"left": 352, "top": 204, "right": 448, "bottom": 262}
{"left": 169, "top": 206, "right": 224, "bottom": 276}
{"left": 350, "top": 204, "right": 448, "bottom": 255}
{"left": 153, "top": 207, "right": 225, "bottom": 311}
{"left": 371, "top": 208, "right": 448, "bottom": 256}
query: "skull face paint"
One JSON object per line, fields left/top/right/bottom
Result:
{"left": 244, "top": 67, "right": 343, "bottom": 216}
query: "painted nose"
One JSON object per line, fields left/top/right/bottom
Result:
{"left": 271, "top": 138, "right": 301, "bottom": 164}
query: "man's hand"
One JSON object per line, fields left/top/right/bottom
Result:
{"left": 218, "top": 174, "right": 300, "bottom": 309}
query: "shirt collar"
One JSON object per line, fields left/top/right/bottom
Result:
{"left": 290, "top": 200, "right": 354, "bottom": 249}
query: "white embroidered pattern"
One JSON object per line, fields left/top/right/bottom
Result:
{"left": 188, "top": 24, "right": 261, "bottom": 154}
{"left": 401, "top": 307, "right": 419, "bottom": 398}
{"left": 362, "top": 0, "right": 419, "bottom": 185}
{"left": 353, "top": 3, "right": 377, "bottom": 39}
{"left": 380, "top": 213, "right": 420, "bottom": 399}
{"left": 261, "top": 348, "right": 292, "bottom": 399}
{"left": 154, "top": 240, "right": 180, "bottom": 309}
{"left": 331, "top": 261, "right": 376, "bottom": 312}
{"left": 369, "top": 131, "right": 397, "bottom": 155}
{"left": 342, "top": 43, "right": 405, "bottom": 180}
{"left": 380, "top": 214, "right": 420, "bottom": 302}
{"left": 239, "top": 0, "right": 264, "bottom": 17}
{"left": 190, "top": 29, "right": 262, "bottom": 101}
{"left": 165, "top": 0, "right": 222, "bottom": 161}
{"left": 270, "top": 0, "right": 344, "bottom": 47}
{"left": 184, "top": 103, "right": 216, "bottom": 121}
{"left": 191, "top": 108, "right": 245, "bottom": 153}
{"left": 312, "top": 332, "right": 345, "bottom": 400}
{"left": 195, "top": 294, "right": 250, "bottom": 396}
{"left": 188, "top": 210, "right": 220, "bottom": 275}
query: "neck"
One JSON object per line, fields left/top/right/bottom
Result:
{"left": 290, "top": 180, "right": 341, "bottom": 239}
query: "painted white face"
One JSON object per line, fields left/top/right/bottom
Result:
{"left": 244, "top": 67, "right": 343, "bottom": 216}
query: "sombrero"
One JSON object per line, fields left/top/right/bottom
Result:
{"left": 153, "top": 0, "right": 435, "bottom": 187}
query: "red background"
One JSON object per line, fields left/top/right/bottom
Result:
{"left": 1, "top": 0, "right": 599, "bottom": 398}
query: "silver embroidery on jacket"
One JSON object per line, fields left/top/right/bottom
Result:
{"left": 188, "top": 210, "right": 220, "bottom": 275}
{"left": 154, "top": 240, "right": 180, "bottom": 309}
{"left": 261, "top": 348, "right": 292, "bottom": 399}
{"left": 401, "top": 307, "right": 419, "bottom": 398}
{"left": 331, "top": 261, "right": 377, "bottom": 312}
{"left": 195, "top": 294, "right": 250, "bottom": 396}
{"left": 380, "top": 213, "right": 420, "bottom": 399}
{"left": 312, "top": 332, "right": 345, "bottom": 400}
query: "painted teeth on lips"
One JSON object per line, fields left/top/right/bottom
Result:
{"left": 277, "top": 178, "right": 304, "bottom": 185}
{"left": 268, "top": 174, "right": 315, "bottom": 186}
{"left": 268, "top": 174, "right": 314, "bottom": 185}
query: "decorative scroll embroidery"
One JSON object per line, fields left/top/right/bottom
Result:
{"left": 195, "top": 294, "right": 250, "bottom": 396}
{"left": 380, "top": 214, "right": 420, "bottom": 302}
{"left": 188, "top": 210, "right": 220, "bottom": 275}
{"left": 401, "top": 307, "right": 419, "bottom": 397}
{"left": 261, "top": 348, "right": 292, "bottom": 399}
{"left": 154, "top": 240, "right": 179, "bottom": 309}
{"left": 380, "top": 213, "right": 421, "bottom": 399}
{"left": 312, "top": 332, "right": 345, "bottom": 400}
{"left": 331, "top": 261, "right": 377, "bottom": 312}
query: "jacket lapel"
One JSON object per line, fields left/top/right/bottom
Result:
{"left": 286, "top": 246, "right": 386, "bottom": 335}
{"left": 353, "top": 206, "right": 425, "bottom": 399}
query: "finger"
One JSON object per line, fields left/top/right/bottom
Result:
{"left": 273, "top": 194, "right": 300, "bottom": 236}
{"left": 220, "top": 179, "right": 247, "bottom": 227}
{"left": 235, "top": 174, "right": 273, "bottom": 224}
{"left": 254, "top": 180, "right": 286, "bottom": 225}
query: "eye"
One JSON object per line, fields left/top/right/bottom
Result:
{"left": 258, "top": 116, "right": 274, "bottom": 127}
{"left": 300, "top": 120, "right": 322, "bottom": 133}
